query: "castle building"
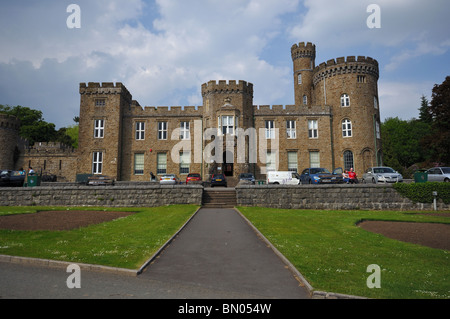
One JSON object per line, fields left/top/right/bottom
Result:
{"left": 4, "top": 42, "right": 383, "bottom": 184}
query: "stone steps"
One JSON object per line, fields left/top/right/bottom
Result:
{"left": 202, "top": 188, "right": 237, "bottom": 208}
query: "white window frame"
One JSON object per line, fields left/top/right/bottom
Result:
{"left": 309, "top": 151, "right": 320, "bottom": 168}
{"left": 265, "top": 120, "right": 275, "bottom": 139}
{"left": 298, "top": 73, "right": 302, "bottom": 85}
{"left": 341, "top": 94, "right": 350, "bottom": 107}
{"left": 135, "top": 121, "right": 145, "bottom": 140}
{"left": 308, "top": 120, "right": 318, "bottom": 139}
{"left": 342, "top": 119, "right": 352, "bottom": 137}
{"left": 134, "top": 153, "right": 144, "bottom": 175}
{"left": 266, "top": 151, "right": 276, "bottom": 172}
{"left": 180, "top": 121, "right": 190, "bottom": 140}
{"left": 286, "top": 120, "right": 296, "bottom": 139}
{"left": 94, "top": 119, "right": 104, "bottom": 138}
{"left": 287, "top": 151, "right": 298, "bottom": 172}
{"left": 157, "top": 153, "right": 167, "bottom": 174}
{"left": 158, "top": 122, "right": 168, "bottom": 140}
{"left": 219, "top": 116, "right": 235, "bottom": 135}
{"left": 92, "top": 151, "right": 103, "bottom": 174}
{"left": 179, "top": 151, "right": 190, "bottom": 175}
{"left": 303, "top": 95, "right": 307, "bottom": 105}
{"left": 376, "top": 122, "right": 381, "bottom": 139}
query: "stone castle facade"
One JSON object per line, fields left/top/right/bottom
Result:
{"left": 2, "top": 42, "right": 383, "bottom": 184}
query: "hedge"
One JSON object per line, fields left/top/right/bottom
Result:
{"left": 393, "top": 182, "right": 450, "bottom": 204}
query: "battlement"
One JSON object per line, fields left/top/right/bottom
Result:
{"left": 79, "top": 82, "right": 132, "bottom": 102}
{"left": 25, "top": 142, "right": 75, "bottom": 155}
{"left": 254, "top": 104, "right": 331, "bottom": 116}
{"left": 291, "top": 42, "right": 316, "bottom": 61}
{"left": 127, "top": 104, "right": 203, "bottom": 118}
{"left": 201, "top": 80, "right": 253, "bottom": 97}
{"left": 0, "top": 114, "right": 21, "bottom": 130}
{"left": 313, "top": 55, "right": 379, "bottom": 85}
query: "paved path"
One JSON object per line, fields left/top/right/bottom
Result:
{"left": 0, "top": 208, "right": 310, "bottom": 299}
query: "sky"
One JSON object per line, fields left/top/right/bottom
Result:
{"left": 0, "top": 0, "right": 449, "bottom": 129}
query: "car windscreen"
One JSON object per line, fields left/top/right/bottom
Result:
{"left": 442, "top": 168, "right": 450, "bottom": 174}
{"left": 374, "top": 168, "right": 395, "bottom": 173}
{"left": 311, "top": 168, "right": 330, "bottom": 174}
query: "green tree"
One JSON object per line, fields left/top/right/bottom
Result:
{"left": 418, "top": 95, "right": 432, "bottom": 124}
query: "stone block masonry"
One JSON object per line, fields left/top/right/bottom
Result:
{"left": 0, "top": 185, "right": 203, "bottom": 207}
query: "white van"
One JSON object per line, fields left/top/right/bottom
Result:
{"left": 267, "top": 171, "right": 301, "bottom": 185}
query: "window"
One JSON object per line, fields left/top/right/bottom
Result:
{"left": 179, "top": 152, "right": 190, "bottom": 175}
{"left": 303, "top": 95, "right": 307, "bottom": 105}
{"left": 374, "top": 96, "right": 378, "bottom": 109}
{"left": 92, "top": 152, "right": 103, "bottom": 174}
{"left": 95, "top": 99, "right": 105, "bottom": 106}
{"left": 286, "top": 120, "right": 296, "bottom": 139}
{"left": 308, "top": 120, "right": 318, "bottom": 138}
{"left": 134, "top": 153, "right": 144, "bottom": 175}
{"left": 342, "top": 119, "right": 352, "bottom": 137}
{"left": 157, "top": 153, "right": 167, "bottom": 174}
{"left": 265, "top": 120, "right": 275, "bottom": 139}
{"left": 287, "top": 152, "right": 298, "bottom": 172}
{"left": 180, "top": 121, "right": 190, "bottom": 140}
{"left": 220, "top": 116, "right": 234, "bottom": 135}
{"left": 298, "top": 73, "right": 302, "bottom": 85}
{"left": 341, "top": 94, "right": 350, "bottom": 107}
{"left": 94, "top": 119, "right": 104, "bottom": 138}
{"left": 357, "top": 75, "right": 366, "bottom": 83}
{"left": 158, "top": 122, "right": 167, "bottom": 140}
{"left": 266, "top": 151, "right": 276, "bottom": 172}
{"left": 309, "top": 151, "right": 320, "bottom": 168}
{"left": 344, "top": 151, "right": 354, "bottom": 171}
{"left": 135, "top": 122, "right": 145, "bottom": 140}
{"left": 376, "top": 121, "right": 381, "bottom": 139}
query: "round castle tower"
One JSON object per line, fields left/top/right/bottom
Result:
{"left": 291, "top": 42, "right": 316, "bottom": 106}
{"left": 0, "top": 114, "right": 21, "bottom": 170}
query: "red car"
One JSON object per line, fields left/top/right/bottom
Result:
{"left": 186, "top": 173, "right": 201, "bottom": 184}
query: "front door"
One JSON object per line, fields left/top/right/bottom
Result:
{"left": 223, "top": 151, "right": 234, "bottom": 177}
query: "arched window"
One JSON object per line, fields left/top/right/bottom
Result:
{"left": 341, "top": 94, "right": 350, "bottom": 107}
{"left": 342, "top": 119, "right": 352, "bottom": 137}
{"left": 344, "top": 150, "right": 354, "bottom": 171}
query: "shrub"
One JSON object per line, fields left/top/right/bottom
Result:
{"left": 393, "top": 182, "right": 450, "bottom": 204}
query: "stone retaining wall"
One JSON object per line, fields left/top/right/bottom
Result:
{"left": 236, "top": 184, "right": 449, "bottom": 211}
{"left": 0, "top": 185, "right": 203, "bottom": 207}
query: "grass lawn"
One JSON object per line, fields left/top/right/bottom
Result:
{"left": 0, "top": 205, "right": 199, "bottom": 270}
{"left": 238, "top": 207, "right": 449, "bottom": 299}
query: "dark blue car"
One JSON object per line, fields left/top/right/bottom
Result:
{"left": 299, "top": 167, "right": 343, "bottom": 184}
{"left": 211, "top": 174, "right": 227, "bottom": 187}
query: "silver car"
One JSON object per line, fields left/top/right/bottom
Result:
{"left": 362, "top": 167, "right": 403, "bottom": 184}
{"left": 159, "top": 174, "right": 180, "bottom": 185}
{"left": 426, "top": 167, "right": 450, "bottom": 182}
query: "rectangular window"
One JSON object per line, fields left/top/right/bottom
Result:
{"left": 135, "top": 122, "right": 145, "bottom": 140}
{"left": 179, "top": 151, "right": 190, "bottom": 175}
{"left": 94, "top": 119, "right": 104, "bottom": 138}
{"left": 308, "top": 120, "right": 318, "bottom": 138}
{"left": 157, "top": 153, "right": 167, "bottom": 174}
{"left": 287, "top": 151, "right": 298, "bottom": 172}
{"left": 220, "top": 116, "right": 234, "bottom": 135}
{"left": 158, "top": 122, "right": 168, "bottom": 140}
{"left": 266, "top": 151, "right": 276, "bottom": 172}
{"left": 134, "top": 153, "right": 144, "bottom": 175}
{"left": 92, "top": 151, "right": 103, "bottom": 174}
{"left": 286, "top": 120, "right": 296, "bottom": 139}
{"left": 180, "top": 121, "right": 190, "bottom": 140}
{"left": 298, "top": 73, "right": 302, "bottom": 85}
{"left": 309, "top": 151, "right": 320, "bottom": 168}
{"left": 376, "top": 122, "right": 381, "bottom": 139}
{"left": 95, "top": 99, "right": 106, "bottom": 106}
{"left": 265, "top": 120, "right": 275, "bottom": 139}
{"left": 357, "top": 75, "right": 366, "bottom": 83}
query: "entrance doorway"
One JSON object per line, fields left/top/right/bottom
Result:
{"left": 223, "top": 151, "right": 234, "bottom": 177}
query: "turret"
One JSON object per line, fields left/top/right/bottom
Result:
{"left": 291, "top": 42, "right": 316, "bottom": 106}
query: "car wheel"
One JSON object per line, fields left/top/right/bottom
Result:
{"left": 444, "top": 178, "right": 449, "bottom": 182}
{"left": 372, "top": 178, "right": 376, "bottom": 184}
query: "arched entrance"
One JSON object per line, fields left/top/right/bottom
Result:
{"left": 223, "top": 151, "right": 234, "bottom": 177}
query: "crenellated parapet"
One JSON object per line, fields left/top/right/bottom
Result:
{"left": 126, "top": 104, "right": 203, "bottom": 118}
{"left": 254, "top": 104, "right": 331, "bottom": 116}
{"left": 291, "top": 42, "right": 316, "bottom": 61}
{"left": 79, "top": 82, "right": 132, "bottom": 103}
{"left": 201, "top": 80, "right": 253, "bottom": 97}
{"left": 312, "top": 56, "right": 379, "bottom": 86}
{"left": 0, "top": 114, "right": 21, "bottom": 131}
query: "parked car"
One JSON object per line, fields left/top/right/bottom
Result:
{"left": 426, "top": 167, "right": 450, "bottom": 182}
{"left": 0, "top": 170, "right": 25, "bottom": 187}
{"left": 299, "top": 168, "right": 343, "bottom": 184}
{"left": 362, "top": 167, "right": 403, "bottom": 184}
{"left": 186, "top": 173, "right": 201, "bottom": 184}
{"left": 210, "top": 174, "right": 227, "bottom": 187}
{"left": 267, "top": 171, "right": 300, "bottom": 185}
{"left": 239, "top": 173, "right": 256, "bottom": 184}
{"left": 87, "top": 175, "right": 115, "bottom": 186}
{"left": 159, "top": 174, "right": 180, "bottom": 185}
